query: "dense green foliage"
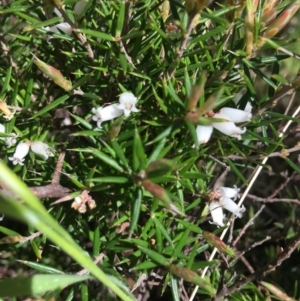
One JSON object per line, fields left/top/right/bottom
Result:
{"left": 0, "top": 0, "right": 300, "bottom": 300}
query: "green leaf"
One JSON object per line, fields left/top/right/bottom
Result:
{"left": 0, "top": 274, "right": 91, "bottom": 297}
{"left": 129, "top": 187, "right": 143, "bottom": 236}
{"left": 71, "top": 148, "right": 124, "bottom": 172}
{"left": 0, "top": 162, "right": 135, "bottom": 301}
{"left": 75, "top": 29, "right": 115, "bottom": 41}
{"left": 133, "top": 128, "right": 146, "bottom": 171}
{"left": 30, "top": 95, "right": 69, "bottom": 119}
{"left": 17, "top": 260, "right": 64, "bottom": 274}
{"left": 137, "top": 245, "right": 170, "bottom": 266}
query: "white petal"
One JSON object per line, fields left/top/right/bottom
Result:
{"left": 74, "top": 0, "right": 87, "bottom": 16}
{"left": 100, "top": 104, "right": 123, "bottom": 121}
{"left": 92, "top": 104, "right": 123, "bottom": 128}
{"left": 209, "top": 202, "right": 225, "bottom": 227}
{"left": 215, "top": 107, "right": 252, "bottom": 123}
{"left": 220, "top": 197, "right": 246, "bottom": 218}
{"left": 244, "top": 102, "right": 253, "bottom": 113}
{"left": 54, "top": 8, "right": 62, "bottom": 17}
{"left": 212, "top": 121, "right": 246, "bottom": 140}
{"left": 31, "top": 141, "right": 54, "bottom": 160}
{"left": 0, "top": 123, "right": 5, "bottom": 133}
{"left": 119, "top": 92, "right": 137, "bottom": 105}
{"left": 219, "top": 186, "right": 240, "bottom": 199}
{"left": 196, "top": 125, "right": 214, "bottom": 144}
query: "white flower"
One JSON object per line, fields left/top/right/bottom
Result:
{"left": 209, "top": 202, "right": 225, "bottom": 227}
{"left": 92, "top": 104, "right": 123, "bottom": 128}
{"left": 219, "top": 186, "right": 245, "bottom": 218}
{"left": 74, "top": 0, "right": 87, "bottom": 16}
{"left": 209, "top": 186, "right": 245, "bottom": 227}
{"left": 214, "top": 107, "right": 252, "bottom": 123}
{"left": 0, "top": 123, "right": 17, "bottom": 148}
{"left": 117, "top": 92, "right": 139, "bottom": 117}
{"left": 196, "top": 106, "right": 252, "bottom": 144}
{"left": 8, "top": 142, "right": 30, "bottom": 166}
{"left": 31, "top": 141, "right": 54, "bottom": 160}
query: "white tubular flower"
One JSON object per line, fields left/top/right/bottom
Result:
{"left": 31, "top": 141, "right": 54, "bottom": 160}
{"left": 219, "top": 197, "right": 246, "bottom": 218}
{"left": 92, "top": 104, "right": 123, "bottom": 128}
{"left": 196, "top": 106, "right": 251, "bottom": 144}
{"left": 218, "top": 186, "right": 245, "bottom": 218}
{"left": 212, "top": 121, "right": 246, "bottom": 140}
{"left": 196, "top": 125, "right": 214, "bottom": 144}
{"left": 215, "top": 107, "right": 252, "bottom": 123}
{"left": 74, "top": 0, "right": 87, "bottom": 16}
{"left": 117, "top": 92, "right": 139, "bottom": 117}
{"left": 209, "top": 202, "right": 225, "bottom": 227}
{"left": 8, "top": 142, "right": 30, "bottom": 166}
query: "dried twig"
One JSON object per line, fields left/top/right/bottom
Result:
{"left": 168, "top": 14, "right": 198, "bottom": 77}
{"left": 19, "top": 231, "right": 42, "bottom": 244}
{"left": 214, "top": 233, "right": 300, "bottom": 301}
{"left": 229, "top": 236, "right": 271, "bottom": 268}
{"left": 77, "top": 253, "right": 105, "bottom": 275}
{"left": 247, "top": 195, "right": 300, "bottom": 205}
{"left": 232, "top": 205, "right": 266, "bottom": 248}
{"left": 223, "top": 145, "right": 300, "bottom": 161}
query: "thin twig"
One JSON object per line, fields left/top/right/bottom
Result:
{"left": 214, "top": 233, "right": 300, "bottom": 301}
{"left": 247, "top": 195, "right": 300, "bottom": 205}
{"left": 19, "top": 231, "right": 42, "bottom": 244}
{"left": 168, "top": 14, "right": 198, "bottom": 77}
{"left": 52, "top": 152, "right": 65, "bottom": 185}
{"left": 232, "top": 205, "right": 266, "bottom": 248}
{"left": 223, "top": 145, "right": 300, "bottom": 160}
{"left": 268, "top": 172, "right": 295, "bottom": 199}
{"left": 229, "top": 236, "right": 271, "bottom": 268}
{"left": 77, "top": 253, "right": 105, "bottom": 275}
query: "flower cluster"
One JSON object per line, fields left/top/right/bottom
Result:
{"left": 196, "top": 106, "right": 252, "bottom": 144}
{"left": 209, "top": 186, "right": 246, "bottom": 227}
{"left": 92, "top": 92, "right": 138, "bottom": 128}
{"left": 8, "top": 141, "right": 54, "bottom": 166}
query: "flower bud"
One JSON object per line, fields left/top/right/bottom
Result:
{"left": 142, "top": 179, "right": 184, "bottom": 216}
{"left": 31, "top": 141, "right": 54, "bottom": 160}
{"left": 261, "top": 2, "right": 300, "bottom": 40}
{"left": 32, "top": 53, "right": 72, "bottom": 91}
{"left": 145, "top": 159, "right": 174, "bottom": 178}
{"left": 169, "top": 264, "right": 216, "bottom": 296}
{"left": 203, "top": 231, "right": 236, "bottom": 258}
